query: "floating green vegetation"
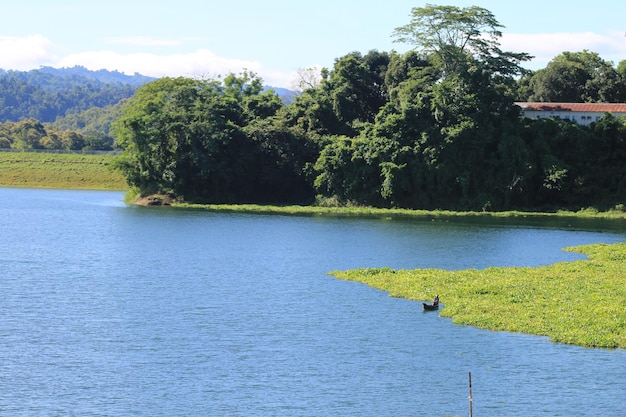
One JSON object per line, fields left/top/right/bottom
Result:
{"left": 175, "top": 202, "right": 626, "bottom": 222}
{"left": 330, "top": 242, "right": 626, "bottom": 349}
{"left": 0, "top": 151, "right": 127, "bottom": 190}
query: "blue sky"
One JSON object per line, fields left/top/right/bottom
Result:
{"left": 1, "top": 0, "right": 625, "bottom": 87}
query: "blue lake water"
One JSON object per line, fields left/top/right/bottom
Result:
{"left": 0, "top": 188, "right": 624, "bottom": 416}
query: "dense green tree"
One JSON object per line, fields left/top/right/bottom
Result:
{"left": 281, "top": 51, "right": 392, "bottom": 138}
{"left": 11, "top": 119, "right": 47, "bottom": 149}
{"left": 0, "top": 119, "right": 89, "bottom": 150}
{"left": 310, "top": 5, "right": 531, "bottom": 210}
{"left": 385, "top": 50, "right": 438, "bottom": 104}
{"left": 59, "top": 130, "right": 86, "bottom": 150}
{"left": 525, "top": 50, "right": 626, "bottom": 102}
{"left": 328, "top": 50, "right": 390, "bottom": 126}
{"left": 242, "top": 117, "right": 319, "bottom": 203}
{"left": 113, "top": 73, "right": 317, "bottom": 203}
{"left": 113, "top": 77, "right": 238, "bottom": 198}
{"left": 0, "top": 123, "right": 11, "bottom": 148}
{"left": 585, "top": 61, "right": 626, "bottom": 102}
{"left": 617, "top": 59, "right": 626, "bottom": 79}
{"left": 313, "top": 136, "right": 382, "bottom": 205}
{"left": 51, "top": 101, "right": 124, "bottom": 150}
{"left": 280, "top": 76, "right": 348, "bottom": 137}
{"left": 586, "top": 115, "right": 626, "bottom": 205}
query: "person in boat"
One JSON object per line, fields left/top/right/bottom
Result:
{"left": 433, "top": 295, "right": 439, "bottom": 306}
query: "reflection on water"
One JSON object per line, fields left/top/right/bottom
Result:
{"left": 0, "top": 188, "right": 624, "bottom": 416}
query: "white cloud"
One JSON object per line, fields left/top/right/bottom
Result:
{"left": 2, "top": 30, "right": 625, "bottom": 88}
{"left": 0, "top": 35, "right": 297, "bottom": 87}
{"left": 104, "top": 36, "right": 183, "bottom": 47}
{"left": 501, "top": 31, "right": 626, "bottom": 69}
{"left": 0, "top": 35, "right": 56, "bottom": 69}
{"left": 56, "top": 48, "right": 296, "bottom": 87}
{"left": 60, "top": 49, "right": 256, "bottom": 78}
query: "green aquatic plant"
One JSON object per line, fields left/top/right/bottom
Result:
{"left": 331, "top": 242, "right": 626, "bottom": 348}
{"left": 175, "top": 202, "right": 626, "bottom": 222}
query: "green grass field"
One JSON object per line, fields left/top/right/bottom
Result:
{"left": 331, "top": 242, "right": 626, "bottom": 348}
{"left": 0, "top": 151, "right": 127, "bottom": 190}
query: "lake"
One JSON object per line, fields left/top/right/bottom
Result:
{"left": 0, "top": 188, "right": 624, "bottom": 416}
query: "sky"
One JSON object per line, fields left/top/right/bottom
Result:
{"left": 1, "top": 0, "right": 625, "bottom": 88}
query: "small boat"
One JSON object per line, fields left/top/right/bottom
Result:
{"left": 423, "top": 302, "right": 439, "bottom": 311}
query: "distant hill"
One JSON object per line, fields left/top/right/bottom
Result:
{"left": 0, "top": 66, "right": 145, "bottom": 123}
{"left": 34, "top": 66, "right": 157, "bottom": 86}
{"left": 267, "top": 86, "right": 299, "bottom": 104}
{"left": 0, "top": 66, "right": 298, "bottom": 123}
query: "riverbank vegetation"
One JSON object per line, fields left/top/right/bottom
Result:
{"left": 111, "top": 5, "right": 626, "bottom": 211}
{"left": 331, "top": 242, "right": 626, "bottom": 349}
{"left": 1, "top": 6, "right": 624, "bottom": 212}
{"left": 0, "top": 151, "right": 126, "bottom": 190}
{"left": 177, "top": 201, "right": 626, "bottom": 222}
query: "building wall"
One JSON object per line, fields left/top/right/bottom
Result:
{"left": 516, "top": 102, "right": 626, "bottom": 126}
{"left": 521, "top": 110, "right": 609, "bottom": 125}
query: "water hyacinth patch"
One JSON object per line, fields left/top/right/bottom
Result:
{"left": 331, "top": 242, "right": 626, "bottom": 348}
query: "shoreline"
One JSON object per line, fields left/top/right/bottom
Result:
{"left": 173, "top": 201, "right": 626, "bottom": 222}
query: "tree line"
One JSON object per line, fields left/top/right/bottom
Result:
{"left": 112, "top": 5, "right": 626, "bottom": 211}
{"left": 2, "top": 6, "right": 623, "bottom": 210}
{"left": 0, "top": 116, "right": 118, "bottom": 151}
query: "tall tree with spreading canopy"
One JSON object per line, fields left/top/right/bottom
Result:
{"left": 343, "top": 4, "right": 532, "bottom": 210}
{"left": 392, "top": 4, "right": 531, "bottom": 77}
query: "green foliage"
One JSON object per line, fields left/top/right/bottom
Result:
{"left": 313, "top": 136, "right": 383, "bottom": 206}
{"left": 113, "top": 73, "right": 318, "bottom": 204}
{"left": 3, "top": 7, "right": 625, "bottom": 211}
{"left": 171, "top": 201, "right": 626, "bottom": 225}
{"left": 524, "top": 50, "right": 626, "bottom": 102}
{"left": 0, "top": 67, "right": 139, "bottom": 123}
{"left": 392, "top": 4, "right": 531, "bottom": 76}
{"left": 328, "top": 51, "right": 390, "bottom": 126}
{"left": 293, "top": 8, "right": 626, "bottom": 211}
{"left": 331, "top": 242, "right": 626, "bottom": 348}
{"left": 0, "top": 118, "right": 113, "bottom": 151}
{"left": 50, "top": 101, "right": 125, "bottom": 149}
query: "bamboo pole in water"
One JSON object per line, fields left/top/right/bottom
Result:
{"left": 468, "top": 372, "right": 473, "bottom": 417}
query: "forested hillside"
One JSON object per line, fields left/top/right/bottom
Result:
{"left": 0, "top": 66, "right": 151, "bottom": 123}
{"left": 0, "top": 66, "right": 295, "bottom": 151}
{"left": 31, "top": 66, "right": 154, "bottom": 86}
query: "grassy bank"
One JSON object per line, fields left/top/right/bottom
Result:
{"left": 331, "top": 242, "right": 626, "bottom": 348}
{"left": 177, "top": 202, "right": 626, "bottom": 222}
{"left": 0, "top": 151, "right": 127, "bottom": 190}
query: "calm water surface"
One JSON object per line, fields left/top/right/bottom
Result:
{"left": 0, "top": 188, "right": 624, "bottom": 416}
